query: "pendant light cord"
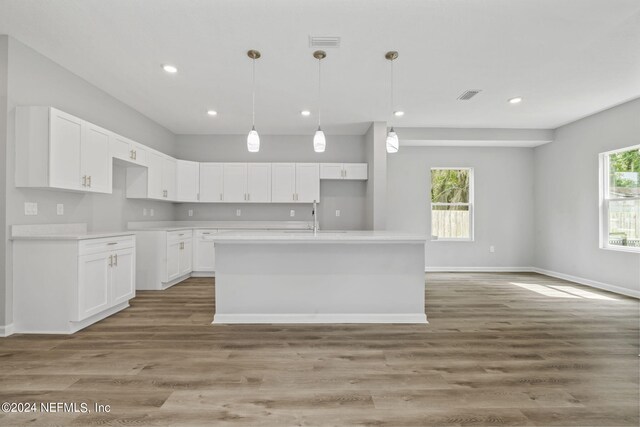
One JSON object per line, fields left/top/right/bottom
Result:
{"left": 390, "top": 58, "right": 394, "bottom": 127}
{"left": 318, "top": 58, "right": 322, "bottom": 128}
{"left": 252, "top": 58, "right": 256, "bottom": 128}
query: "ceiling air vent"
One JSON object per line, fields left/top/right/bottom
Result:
{"left": 457, "top": 90, "right": 482, "bottom": 100}
{"left": 309, "top": 36, "right": 341, "bottom": 48}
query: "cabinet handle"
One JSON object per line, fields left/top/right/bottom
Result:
{"left": 220, "top": 193, "right": 223, "bottom": 201}
{"left": 108, "top": 255, "right": 113, "bottom": 267}
{"left": 197, "top": 193, "right": 200, "bottom": 201}
{"left": 107, "top": 242, "right": 117, "bottom": 245}
{"left": 114, "top": 253, "right": 118, "bottom": 266}
{"left": 247, "top": 193, "right": 250, "bottom": 201}
{"left": 130, "top": 150, "right": 134, "bottom": 159}
{"left": 87, "top": 176, "right": 92, "bottom": 187}
{"left": 133, "top": 150, "right": 137, "bottom": 160}
{"left": 82, "top": 175, "right": 86, "bottom": 186}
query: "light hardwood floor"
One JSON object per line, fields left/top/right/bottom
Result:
{"left": 0, "top": 272, "right": 638, "bottom": 426}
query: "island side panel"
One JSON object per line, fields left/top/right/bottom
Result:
{"left": 213, "top": 242, "right": 426, "bottom": 323}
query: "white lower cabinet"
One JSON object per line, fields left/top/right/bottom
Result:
{"left": 135, "top": 230, "right": 193, "bottom": 289}
{"left": 193, "top": 230, "right": 216, "bottom": 274}
{"left": 12, "top": 235, "right": 136, "bottom": 334}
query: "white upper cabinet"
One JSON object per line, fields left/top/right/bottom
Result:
{"left": 110, "top": 133, "right": 147, "bottom": 166}
{"left": 295, "top": 163, "right": 320, "bottom": 203}
{"left": 16, "top": 106, "right": 112, "bottom": 193}
{"left": 81, "top": 123, "right": 111, "bottom": 193}
{"left": 320, "top": 163, "right": 368, "bottom": 180}
{"left": 271, "top": 163, "right": 296, "bottom": 202}
{"left": 247, "top": 163, "right": 272, "bottom": 202}
{"left": 271, "top": 163, "right": 320, "bottom": 203}
{"left": 176, "top": 160, "right": 200, "bottom": 202}
{"left": 199, "top": 163, "right": 224, "bottom": 202}
{"left": 223, "top": 163, "right": 248, "bottom": 202}
{"left": 163, "top": 157, "right": 177, "bottom": 200}
{"left": 126, "top": 150, "right": 177, "bottom": 201}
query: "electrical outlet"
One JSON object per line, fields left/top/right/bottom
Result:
{"left": 290, "top": 210, "right": 295, "bottom": 217}
{"left": 188, "top": 209, "right": 194, "bottom": 217}
{"left": 150, "top": 208, "right": 155, "bottom": 217}
{"left": 143, "top": 208, "right": 148, "bottom": 216}
{"left": 335, "top": 209, "right": 341, "bottom": 217}
{"left": 56, "top": 204, "right": 64, "bottom": 215}
{"left": 489, "top": 246, "right": 495, "bottom": 253}
{"left": 24, "top": 202, "right": 38, "bottom": 216}
{"left": 236, "top": 209, "right": 241, "bottom": 217}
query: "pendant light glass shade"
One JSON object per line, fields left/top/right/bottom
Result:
{"left": 247, "top": 126, "right": 260, "bottom": 153}
{"left": 386, "top": 127, "right": 399, "bottom": 153}
{"left": 313, "top": 127, "right": 326, "bottom": 153}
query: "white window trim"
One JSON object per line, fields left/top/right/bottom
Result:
{"left": 430, "top": 167, "right": 475, "bottom": 242}
{"left": 599, "top": 145, "right": 640, "bottom": 253}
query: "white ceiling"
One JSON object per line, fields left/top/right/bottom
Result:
{"left": 1, "top": 0, "right": 639, "bottom": 135}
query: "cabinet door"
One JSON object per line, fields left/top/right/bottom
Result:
{"left": 49, "top": 109, "right": 82, "bottom": 190}
{"left": 199, "top": 163, "right": 224, "bottom": 202}
{"left": 295, "top": 163, "right": 320, "bottom": 203}
{"left": 343, "top": 163, "right": 368, "bottom": 180}
{"left": 247, "top": 163, "right": 271, "bottom": 202}
{"left": 194, "top": 234, "right": 216, "bottom": 272}
{"left": 223, "top": 163, "right": 248, "bottom": 202}
{"left": 111, "top": 247, "right": 135, "bottom": 306}
{"left": 320, "top": 163, "right": 344, "bottom": 180}
{"left": 110, "top": 134, "right": 132, "bottom": 162}
{"left": 130, "top": 143, "right": 147, "bottom": 166}
{"left": 176, "top": 160, "right": 199, "bottom": 202}
{"left": 163, "top": 157, "right": 177, "bottom": 200}
{"left": 166, "top": 240, "right": 181, "bottom": 282}
{"left": 77, "top": 252, "right": 111, "bottom": 321}
{"left": 146, "top": 151, "right": 164, "bottom": 199}
{"left": 180, "top": 239, "right": 193, "bottom": 276}
{"left": 271, "top": 163, "right": 296, "bottom": 202}
{"left": 81, "top": 123, "right": 112, "bottom": 194}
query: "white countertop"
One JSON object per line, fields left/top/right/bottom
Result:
{"left": 209, "top": 230, "right": 426, "bottom": 244}
{"left": 10, "top": 224, "right": 135, "bottom": 241}
{"left": 127, "top": 220, "right": 313, "bottom": 232}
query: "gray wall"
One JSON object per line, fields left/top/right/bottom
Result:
{"left": 534, "top": 98, "right": 640, "bottom": 294}
{"left": 387, "top": 146, "right": 535, "bottom": 268}
{"left": 0, "top": 37, "right": 8, "bottom": 329}
{"left": 1, "top": 36, "right": 177, "bottom": 327}
{"left": 175, "top": 134, "right": 367, "bottom": 230}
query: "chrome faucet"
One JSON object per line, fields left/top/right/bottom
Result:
{"left": 312, "top": 200, "right": 319, "bottom": 236}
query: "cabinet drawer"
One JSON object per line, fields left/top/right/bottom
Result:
{"left": 79, "top": 235, "right": 135, "bottom": 255}
{"left": 194, "top": 229, "right": 217, "bottom": 239}
{"left": 167, "top": 230, "right": 193, "bottom": 243}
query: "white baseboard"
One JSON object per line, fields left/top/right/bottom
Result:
{"left": 425, "top": 266, "right": 534, "bottom": 272}
{"left": 213, "top": 313, "right": 428, "bottom": 324}
{"left": 190, "top": 271, "right": 215, "bottom": 278}
{"left": 532, "top": 267, "right": 640, "bottom": 299}
{"left": 0, "top": 323, "right": 14, "bottom": 337}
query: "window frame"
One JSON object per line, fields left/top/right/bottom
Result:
{"left": 599, "top": 145, "right": 640, "bottom": 253}
{"left": 430, "top": 167, "right": 475, "bottom": 242}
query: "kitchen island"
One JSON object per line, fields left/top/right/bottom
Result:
{"left": 211, "top": 230, "right": 427, "bottom": 324}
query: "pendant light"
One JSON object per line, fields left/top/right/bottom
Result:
{"left": 247, "top": 49, "right": 261, "bottom": 153}
{"left": 385, "top": 51, "right": 399, "bottom": 153}
{"left": 313, "top": 50, "right": 327, "bottom": 153}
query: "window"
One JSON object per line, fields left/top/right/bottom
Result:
{"left": 600, "top": 145, "right": 640, "bottom": 252}
{"left": 431, "top": 168, "right": 474, "bottom": 241}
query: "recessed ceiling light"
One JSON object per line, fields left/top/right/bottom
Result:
{"left": 162, "top": 64, "right": 178, "bottom": 73}
{"left": 207, "top": 110, "right": 217, "bottom": 116}
{"left": 394, "top": 111, "right": 405, "bottom": 117}
{"left": 301, "top": 110, "right": 311, "bottom": 116}
{"left": 508, "top": 97, "right": 523, "bottom": 104}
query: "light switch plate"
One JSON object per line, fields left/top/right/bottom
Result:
{"left": 335, "top": 210, "right": 341, "bottom": 217}
{"left": 236, "top": 209, "right": 241, "bottom": 217}
{"left": 188, "top": 209, "right": 194, "bottom": 217}
{"left": 489, "top": 246, "right": 495, "bottom": 253}
{"left": 150, "top": 208, "right": 155, "bottom": 217}
{"left": 290, "top": 210, "right": 295, "bottom": 217}
{"left": 143, "top": 208, "right": 147, "bottom": 216}
{"left": 56, "top": 204, "right": 64, "bottom": 215}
